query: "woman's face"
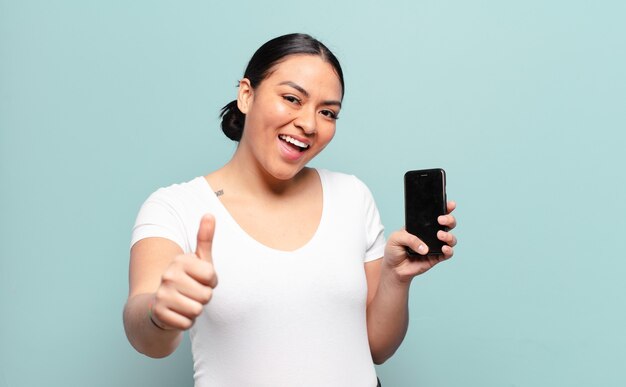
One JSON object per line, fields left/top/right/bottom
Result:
{"left": 237, "top": 54, "right": 343, "bottom": 181}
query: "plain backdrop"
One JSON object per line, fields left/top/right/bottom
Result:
{"left": 1, "top": 1, "right": 625, "bottom": 386}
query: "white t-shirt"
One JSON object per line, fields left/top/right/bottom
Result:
{"left": 131, "top": 169, "right": 386, "bottom": 386}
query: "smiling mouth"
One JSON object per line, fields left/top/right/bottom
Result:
{"left": 279, "top": 134, "right": 310, "bottom": 152}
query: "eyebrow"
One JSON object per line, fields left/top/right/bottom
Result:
{"left": 279, "top": 81, "right": 342, "bottom": 108}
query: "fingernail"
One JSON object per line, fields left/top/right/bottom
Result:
{"left": 418, "top": 244, "right": 427, "bottom": 254}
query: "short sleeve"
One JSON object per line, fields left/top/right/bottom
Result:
{"left": 130, "top": 189, "right": 189, "bottom": 252}
{"left": 357, "top": 179, "right": 386, "bottom": 262}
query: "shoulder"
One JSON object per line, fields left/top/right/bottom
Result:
{"left": 140, "top": 176, "right": 214, "bottom": 222}
{"left": 317, "top": 168, "right": 364, "bottom": 188}
{"left": 146, "top": 176, "right": 210, "bottom": 205}
{"left": 132, "top": 177, "right": 214, "bottom": 251}
{"left": 316, "top": 169, "right": 378, "bottom": 213}
{"left": 317, "top": 168, "right": 372, "bottom": 195}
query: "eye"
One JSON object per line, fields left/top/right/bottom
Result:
{"left": 283, "top": 95, "right": 301, "bottom": 105}
{"left": 320, "top": 109, "right": 339, "bottom": 120}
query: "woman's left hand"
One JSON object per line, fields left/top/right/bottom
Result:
{"left": 383, "top": 201, "right": 458, "bottom": 283}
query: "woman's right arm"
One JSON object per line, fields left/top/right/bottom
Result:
{"left": 123, "top": 214, "right": 218, "bottom": 358}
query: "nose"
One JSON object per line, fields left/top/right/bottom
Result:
{"left": 293, "top": 108, "right": 316, "bottom": 135}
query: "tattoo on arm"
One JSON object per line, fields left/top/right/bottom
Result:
{"left": 215, "top": 189, "right": 224, "bottom": 197}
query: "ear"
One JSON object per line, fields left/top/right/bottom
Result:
{"left": 237, "top": 78, "right": 253, "bottom": 114}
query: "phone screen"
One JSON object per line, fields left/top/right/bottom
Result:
{"left": 404, "top": 169, "right": 447, "bottom": 255}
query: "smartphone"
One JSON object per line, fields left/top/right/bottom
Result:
{"left": 404, "top": 168, "right": 447, "bottom": 256}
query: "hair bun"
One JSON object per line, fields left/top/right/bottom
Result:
{"left": 219, "top": 100, "right": 245, "bottom": 141}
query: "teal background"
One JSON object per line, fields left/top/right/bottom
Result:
{"left": 1, "top": 0, "right": 625, "bottom": 386}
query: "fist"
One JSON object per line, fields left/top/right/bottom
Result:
{"left": 151, "top": 214, "right": 218, "bottom": 330}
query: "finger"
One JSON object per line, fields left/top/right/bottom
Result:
{"left": 188, "top": 285, "right": 214, "bottom": 305}
{"left": 437, "top": 214, "right": 457, "bottom": 230}
{"left": 441, "top": 245, "right": 454, "bottom": 259}
{"left": 437, "top": 230, "right": 457, "bottom": 247}
{"left": 167, "top": 292, "right": 205, "bottom": 320}
{"left": 153, "top": 306, "right": 194, "bottom": 331}
{"left": 162, "top": 255, "right": 216, "bottom": 289}
{"left": 195, "top": 214, "right": 215, "bottom": 262}
{"left": 446, "top": 200, "right": 457, "bottom": 214}
{"left": 167, "top": 265, "right": 215, "bottom": 303}
{"left": 184, "top": 260, "right": 218, "bottom": 291}
{"left": 397, "top": 230, "right": 428, "bottom": 255}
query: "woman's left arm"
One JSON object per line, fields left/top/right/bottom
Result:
{"left": 365, "top": 201, "right": 457, "bottom": 364}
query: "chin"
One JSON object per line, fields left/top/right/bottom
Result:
{"left": 267, "top": 163, "right": 307, "bottom": 182}
{"left": 271, "top": 169, "right": 303, "bottom": 181}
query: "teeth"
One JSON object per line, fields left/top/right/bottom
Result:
{"left": 279, "top": 135, "right": 309, "bottom": 149}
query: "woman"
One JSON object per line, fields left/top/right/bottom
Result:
{"left": 123, "top": 33, "right": 457, "bottom": 386}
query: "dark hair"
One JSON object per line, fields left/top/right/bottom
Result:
{"left": 219, "top": 33, "right": 345, "bottom": 142}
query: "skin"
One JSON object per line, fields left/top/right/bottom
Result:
{"left": 123, "top": 54, "right": 458, "bottom": 363}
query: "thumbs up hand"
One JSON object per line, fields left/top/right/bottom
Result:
{"left": 150, "top": 214, "right": 218, "bottom": 331}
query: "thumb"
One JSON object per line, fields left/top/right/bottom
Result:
{"left": 195, "top": 214, "right": 215, "bottom": 262}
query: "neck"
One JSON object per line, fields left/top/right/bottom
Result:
{"left": 217, "top": 146, "right": 311, "bottom": 198}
